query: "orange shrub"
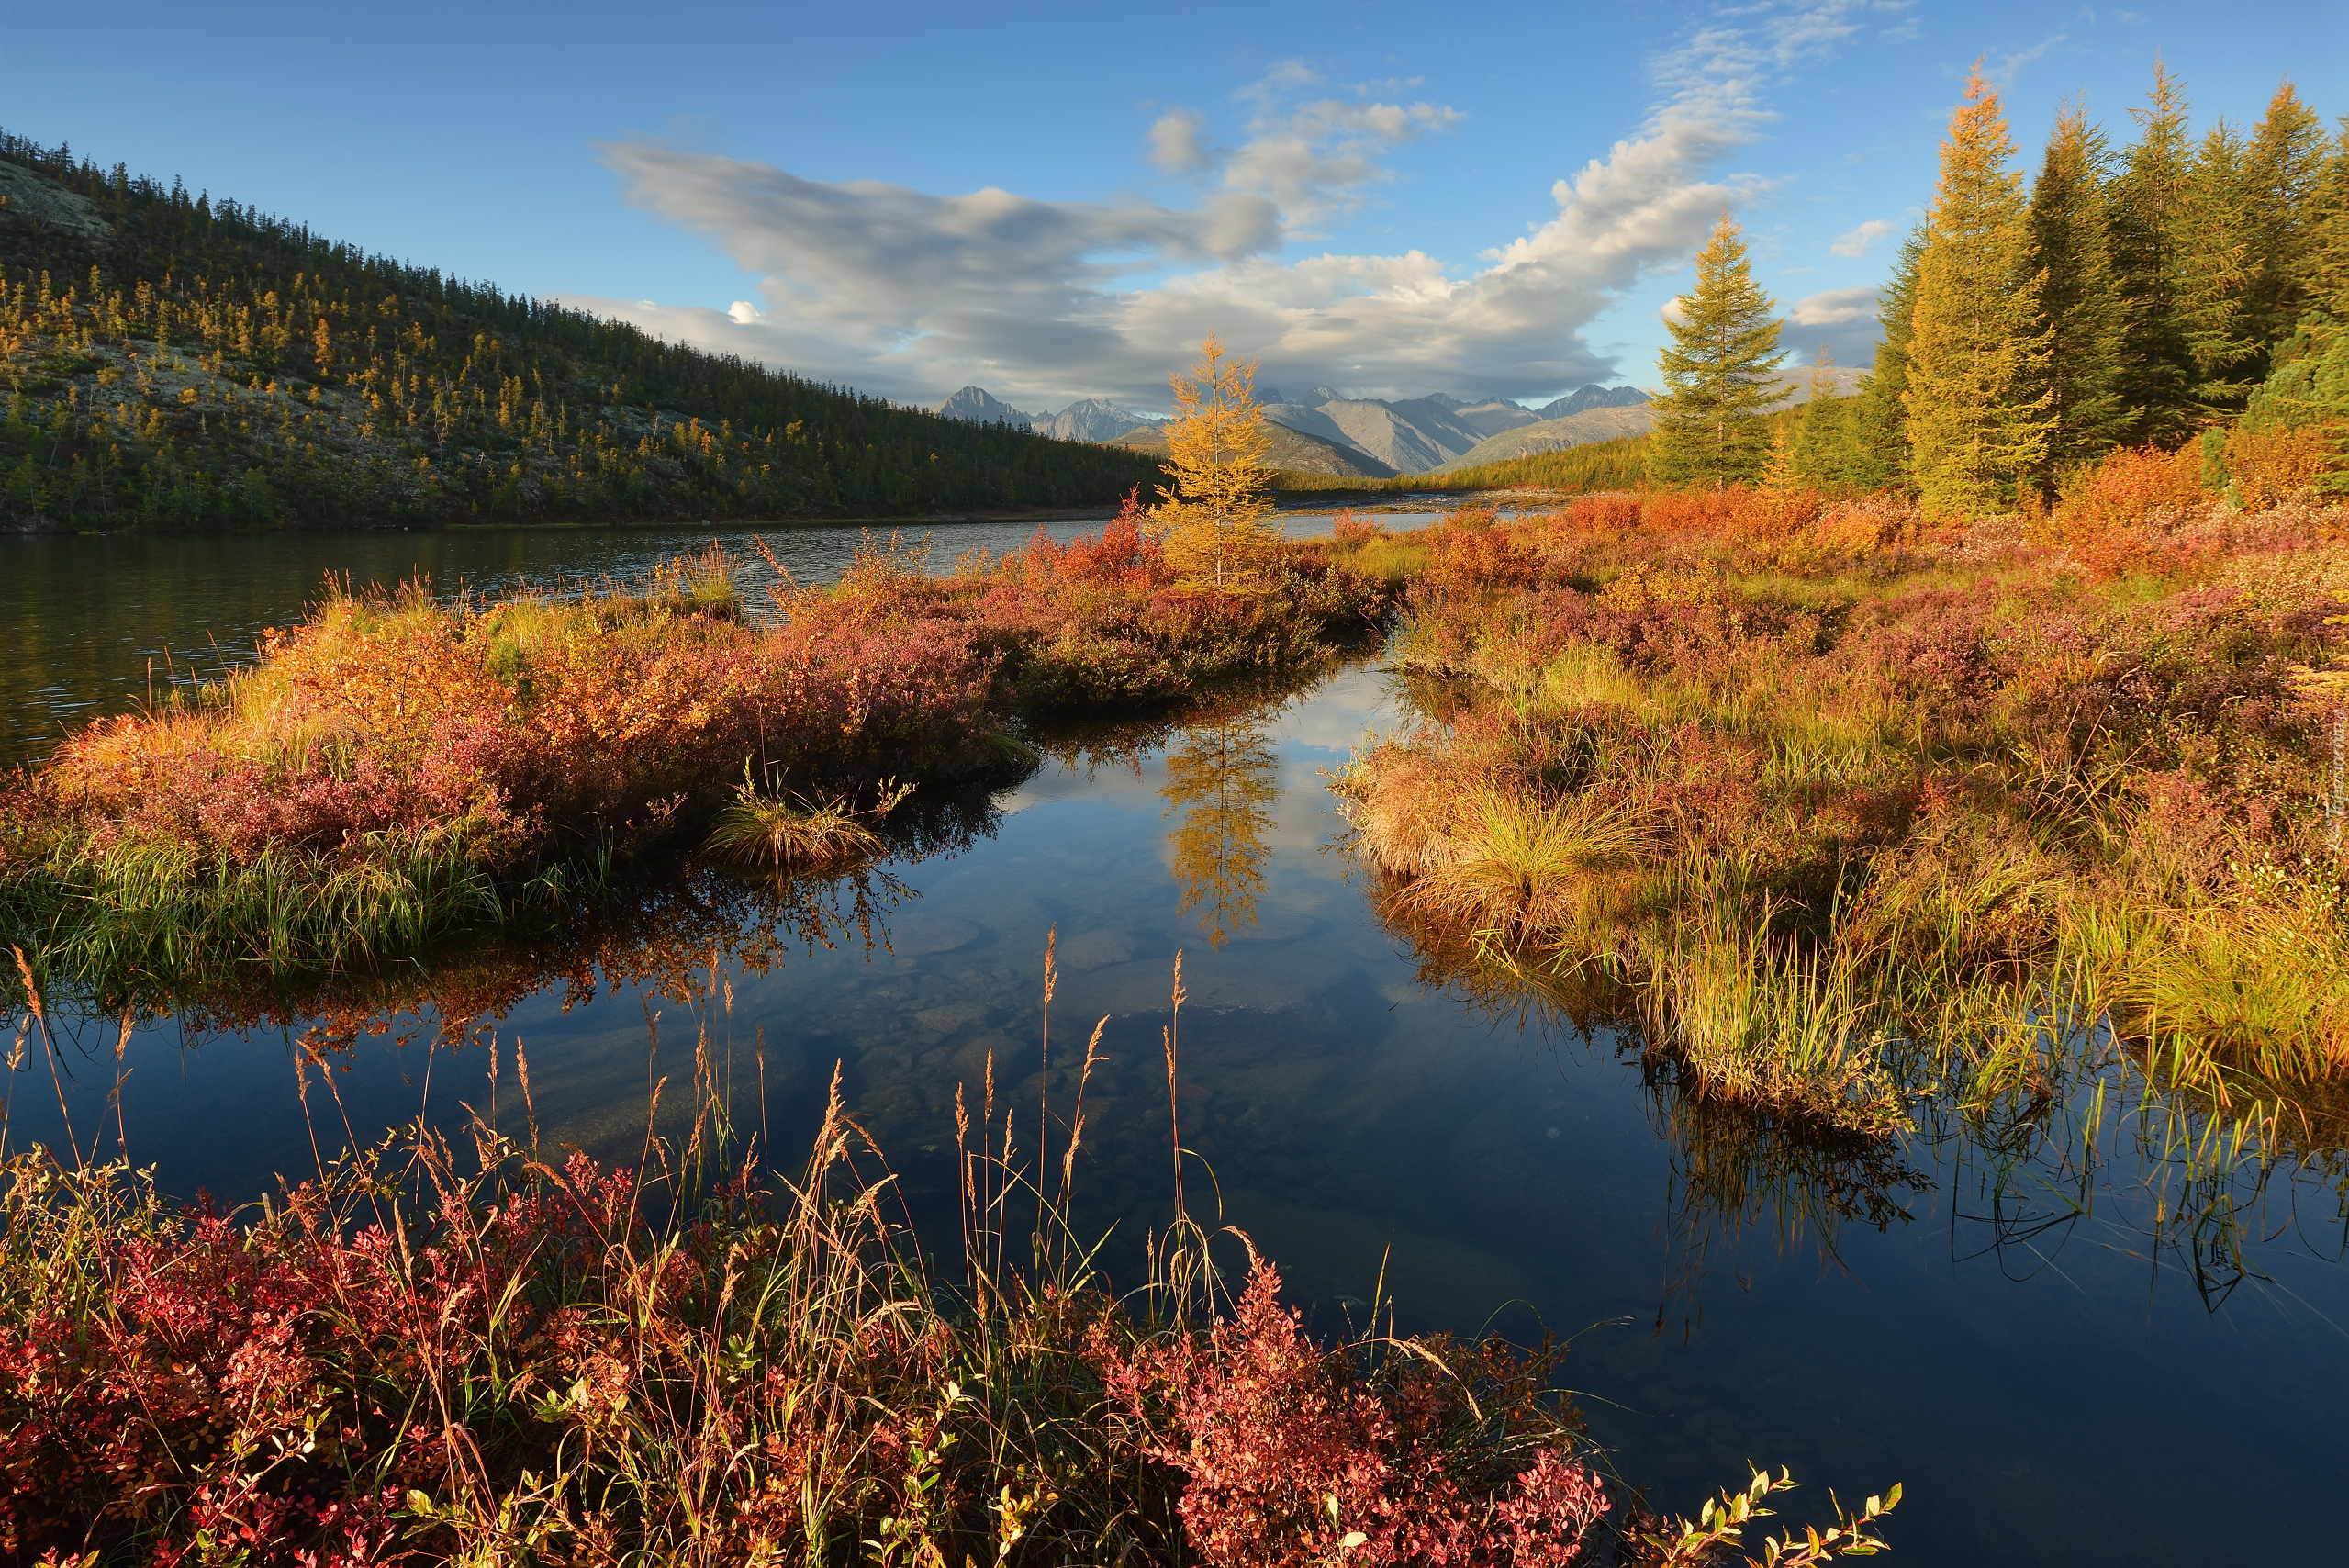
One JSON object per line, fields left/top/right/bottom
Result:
{"left": 1635, "top": 484, "right": 1822, "bottom": 544}
{"left": 2226, "top": 421, "right": 2343, "bottom": 510}
{"left": 2054, "top": 442, "right": 2209, "bottom": 534}
{"left": 1560, "top": 492, "right": 1642, "bottom": 534}
{"left": 1423, "top": 522, "right": 1545, "bottom": 596}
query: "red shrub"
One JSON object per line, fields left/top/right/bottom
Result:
{"left": 1426, "top": 524, "right": 1548, "bottom": 597}
{"left": 1012, "top": 487, "right": 1167, "bottom": 586}
{"left": 1094, "top": 1251, "right": 1608, "bottom": 1567}
{"left": 1560, "top": 492, "right": 1643, "bottom": 534}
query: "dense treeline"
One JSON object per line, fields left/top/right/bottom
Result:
{"left": 1856, "top": 66, "right": 2348, "bottom": 513}
{"left": 1654, "top": 67, "right": 2349, "bottom": 513}
{"left": 0, "top": 131, "right": 1164, "bottom": 531}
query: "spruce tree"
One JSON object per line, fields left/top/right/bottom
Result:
{"left": 1851, "top": 225, "right": 1926, "bottom": 489}
{"left": 1650, "top": 208, "right": 1785, "bottom": 487}
{"left": 2304, "top": 121, "right": 2349, "bottom": 320}
{"left": 2181, "top": 118, "right": 2259, "bottom": 413}
{"left": 1786, "top": 353, "right": 1842, "bottom": 484}
{"left": 2109, "top": 62, "right": 2199, "bottom": 444}
{"left": 1904, "top": 69, "right": 2052, "bottom": 520}
{"left": 2244, "top": 83, "right": 2329, "bottom": 352}
{"left": 2027, "top": 101, "right": 2129, "bottom": 478}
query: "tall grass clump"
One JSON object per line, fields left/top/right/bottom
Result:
{"left": 1337, "top": 478, "right": 2349, "bottom": 1122}
{"left": 0, "top": 946, "right": 1898, "bottom": 1565}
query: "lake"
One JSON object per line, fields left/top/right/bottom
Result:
{"left": 6, "top": 520, "right": 2345, "bottom": 1564}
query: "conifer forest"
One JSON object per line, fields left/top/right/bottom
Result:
{"left": 0, "top": 132, "right": 1164, "bottom": 532}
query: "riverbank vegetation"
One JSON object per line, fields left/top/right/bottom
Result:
{"left": 0, "top": 513, "right": 1383, "bottom": 987}
{"left": 0, "top": 131, "right": 1164, "bottom": 531}
{"left": 0, "top": 946, "right": 1899, "bottom": 1566}
{"left": 1330, "top": 476, "right": 2349, "bottom": 1130}
{"left": 1320, "top": 62, "right": 2349, "bottom": 1128}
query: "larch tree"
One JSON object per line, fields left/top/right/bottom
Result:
{"left": 1650, "top": 208, "right": 1785, "bottom": 487}
{"left": 1903, "top": 68, "right": 2052, "bottom": 519}
{"left": 2026, "top": 100, "right": 2129, "bottom": 479}
{"left": 1765, "top": 350, "right": 1868, "bottom": 489}
{"left": 2109, "top": 62, "right": 2200, "bottom": 445}
{"left": 1153, "top": 335, "right": 1280, "bottom": 593}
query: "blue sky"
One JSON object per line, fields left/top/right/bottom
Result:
{"left": 4, "top": 2, "right": 2339, "bottom": 412}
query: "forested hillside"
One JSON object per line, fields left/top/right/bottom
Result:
{"left": 0, "top": 132, "right": 1164, "bottom": 531}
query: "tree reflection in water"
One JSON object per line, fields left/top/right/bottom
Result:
{"left": 1355, "top": 860, "right": 2349, "bottom": 1329}
{"left": 1160, "top": 713, "right": 1281, "bottom": 948}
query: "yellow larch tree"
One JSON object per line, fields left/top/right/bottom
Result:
{"left": 1904, "top": 66, "right": 2053, "bottom": 519}
{"left": 1154, "top": 335, "right": 1281, "bottom": 593}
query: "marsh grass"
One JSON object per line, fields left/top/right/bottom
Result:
{"left": 1, "top": 820, "right": 595, "bottom": 987}
{"left": 1646, "top": 871, "right": 1896, "bottom": 1130}
{"left": 704, "top": 766, "right": 916, "bottom": 872}
{"left": 0, "top": 942, "right": 1898, "bottom": 1565}
{"left": 1341, "top": 480, "right": 2349, "bottom": 1127}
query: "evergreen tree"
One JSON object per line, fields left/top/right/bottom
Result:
{"left": 1904, "top": 69, "right": 2052, "bottom": 519}
{"left": 2307, "top": 121, "right": 2349, "bottom": 320}
{"left": 2109, "top": 62, "right": 2199, "bottom": 445}
{"left": 1765, "top": 352, "right": 1874, "bottom": 489}
{"left": 1650, "top": 208, "right": 1785, "bottom": 487}
{"left": 1851, "top": 225, "right": 1926, "bottom": 490}
{"left": 2181, "top": 118, "right": 2260, "bottom": 413}
{"left": 2026, "top": 101, "right": 2129, "bottom": 478}
{"left": 2244, "top": 83, "right": 2330, "bottom": 352}
{"left": 1785, "top": 353, "right": 1841, "bottom": 485}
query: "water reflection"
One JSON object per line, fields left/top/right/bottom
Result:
{"left": 38, "top": 786, "right": 1006, "bottom": 1063}
{"left": 7, "top": 655, "right": 2349, "bottom": 1563}
{"left": 1359, "top": 824, "right": 2349, "bottom": 1343}
{"left": 1161, "top": 711, "right": 1281, "bottom": 948}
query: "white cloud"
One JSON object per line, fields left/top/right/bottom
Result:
{"left": 1785, "top": 284, "right": 1885, "bottom": 365}
{"left": 1829, "top": 218, "right": 1894, "bottom": 256}
{"left": 568, "top": 14, "right": 1867, "bottom": 410}
{"left": 1788, "top": 285, "right": 1878, "bottom": 325}
{"left": 1149, "top": 108, "right": 1212, "bottom": 174}
{"left": 1989, "top": 30, "right": 2067, "bottom": 87}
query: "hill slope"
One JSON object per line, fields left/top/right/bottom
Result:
{"left": 1432, "top": 404, "right": 1656, "bottom": 471}
{"left": 0, "top": 135, "right": 1163, "bottom": 531}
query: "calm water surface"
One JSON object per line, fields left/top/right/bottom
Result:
{"left": 6, "top": 523, "right": 2345, "bottom": 1564}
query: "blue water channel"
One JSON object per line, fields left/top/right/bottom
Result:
{"left": 6, "top": 520, "right": 2345, "bottom": 1564}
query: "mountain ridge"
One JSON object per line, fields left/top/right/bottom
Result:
{"left": 926, "top": 378, "right": 1654, "bottom": 474}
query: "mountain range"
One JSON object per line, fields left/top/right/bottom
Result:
{"left": 931, "top": 382, "right": 1652, "bottom": 476}
{"left": 931, "top": 387, "right": 1160, "bottom": 443}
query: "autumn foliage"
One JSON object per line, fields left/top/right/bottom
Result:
{"left": 1, "top": 522, "right": 1384, "bottom": 981}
